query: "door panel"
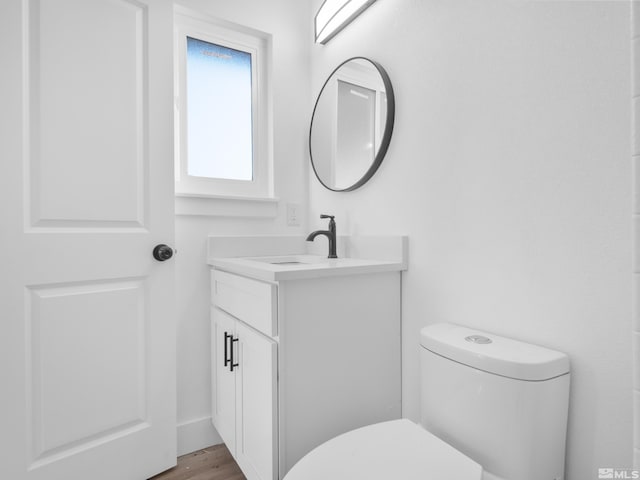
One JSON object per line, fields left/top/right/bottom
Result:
{"left": 27, "top": 279, "right": 147, "bottom": 463}
{"left": 0, "top": 0, "right": 176, "bottom": 478}
{"left": 28, "top": 0, "right": 147, "bottom": 227}
{"left": 235, "top": 322, "right": 277, "bottom": 480}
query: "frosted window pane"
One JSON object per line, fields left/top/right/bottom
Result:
{"left": 186, "top": 37, "right": 253, "bottom": 181}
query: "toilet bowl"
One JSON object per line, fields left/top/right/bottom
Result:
{"left": 283, "top": 323, "right": 570, "bottom": 480}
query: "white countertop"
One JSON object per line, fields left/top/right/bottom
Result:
{"left": 208, "top": 254, "right": 406, "bottom": 282}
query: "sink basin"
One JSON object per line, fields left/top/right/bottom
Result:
{"left": 246, "top": 255, "right": 325, "bottom": 265}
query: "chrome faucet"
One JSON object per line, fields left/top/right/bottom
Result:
{"left": 306, "top": 214, "right": 337, "bottom": 258}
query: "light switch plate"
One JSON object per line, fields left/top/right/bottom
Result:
{"left": 286, "top": 203, "right": 300, "bottom": 227}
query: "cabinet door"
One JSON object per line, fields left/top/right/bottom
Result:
{"left": 211, "top": 307, "right": 237, "bottom": 454}
{"left": 235, "top": 322, "right": 278, "bottom": 480}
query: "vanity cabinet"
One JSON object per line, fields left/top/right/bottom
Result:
{"left": 211, "top": 272, "right": 278, "bottom": 480}
{"left": 210, "top": 266, "right": 401, "bottom": 480}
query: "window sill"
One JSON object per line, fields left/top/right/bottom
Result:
{"left": 175, "top": 193, "right": 279, "bottom": 218}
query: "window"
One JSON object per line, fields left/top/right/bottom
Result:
{"left": 186, "top": 37, "right": 253, "bottom": 181}
{"left": 175, "top": 10, "right": 272, "bottom": 199}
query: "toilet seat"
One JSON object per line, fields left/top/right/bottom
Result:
{"left": 283, "top": 419, "right": 482, "bottom": 480}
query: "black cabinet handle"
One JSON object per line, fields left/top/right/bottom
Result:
{"left": 224, "top": 332, "right": 231, "bottom": 367}
{"left": 230, "top": 336, "right": 239, "bottom": 372}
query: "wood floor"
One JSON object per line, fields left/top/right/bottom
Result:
{"left": 149, "top": 444, "right": 246, "bottom": 480}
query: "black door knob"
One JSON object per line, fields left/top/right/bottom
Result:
{"left": 153, "top": 244, "right": 174, "bottom": 262}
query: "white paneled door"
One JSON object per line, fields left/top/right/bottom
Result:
{"left": 0, "top": 1, "right": 176, "bottom": 479}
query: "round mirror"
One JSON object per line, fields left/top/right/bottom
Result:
{"left": 309, "top": 57, "right": 395, "bottom": 192}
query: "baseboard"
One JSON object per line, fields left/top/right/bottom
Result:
{"left": 177, "top": 416, "right": 223, "bottom": 456}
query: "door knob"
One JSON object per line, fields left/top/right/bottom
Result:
{"left": 153, "top": 244, "right": 174, "bottom": 262}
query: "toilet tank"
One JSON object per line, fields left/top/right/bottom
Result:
{"left": 420, "top": 324, "right": 570, "bottom": 480}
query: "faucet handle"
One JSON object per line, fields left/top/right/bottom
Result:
{"left": 320, "top": 214, "right": 334, "bottom": 220}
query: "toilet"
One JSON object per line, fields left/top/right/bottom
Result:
{"left": 284, "top": 323, "right": 570, "bottom": 480}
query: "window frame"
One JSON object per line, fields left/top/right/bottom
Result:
{"left": 174, "top": 9, "right": 273, "bottom": 199}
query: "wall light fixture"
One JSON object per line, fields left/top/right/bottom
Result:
{"left": 315, "top": 0, "right": 377, "bottom": 44}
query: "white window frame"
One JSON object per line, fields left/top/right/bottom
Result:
{"left": 174, "top": 8, "right": 273, "bottom": 200}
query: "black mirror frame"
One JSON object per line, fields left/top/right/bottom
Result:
{"left": 309, "top": 57, "right": 395, "bottom": 192}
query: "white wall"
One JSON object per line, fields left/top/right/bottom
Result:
{"left": 173, "top": 0, "right": 311, "bottom": 454}
{"left": 632, "top": 1, "right": 640, "bottom": 468}
{"left": 308, "top": 0, "right": 632, "bottom": 478}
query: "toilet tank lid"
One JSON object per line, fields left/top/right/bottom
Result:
{"left": 420, "top": 323, "right": 570, "bottom": 381}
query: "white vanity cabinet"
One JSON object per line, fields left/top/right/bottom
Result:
{"left": 211, "top": 272, "right": 278, "bottom": 480}
{"left": 210, "top": 263, "right": 402, "bottom": 480}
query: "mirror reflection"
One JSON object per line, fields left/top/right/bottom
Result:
{"left": 310, "top": 58, "right": 395, "bottom": 191}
